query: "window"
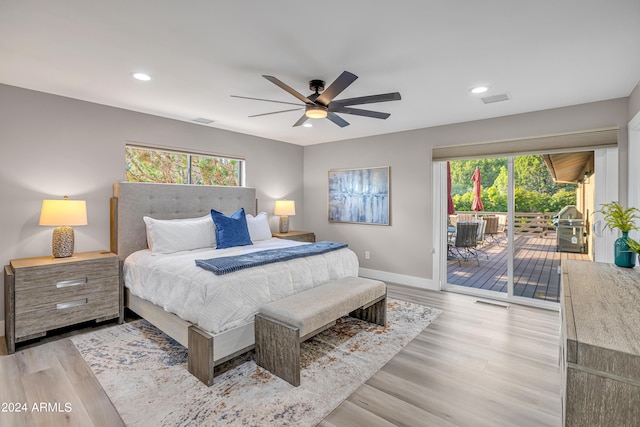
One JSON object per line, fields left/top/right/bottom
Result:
{"left": 125, "top": 145, "right": 243, "bottom": 186}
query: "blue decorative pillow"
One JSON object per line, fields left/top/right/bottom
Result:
{"left": 210, "top": 208, "right": 253, "bottom": 249}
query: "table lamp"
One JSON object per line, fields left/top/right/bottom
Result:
{"left": 39, "top": 196, "right": 88, "bottom": 258}
{"left": 274, "top": 199, "right": 295, "bottom": 233}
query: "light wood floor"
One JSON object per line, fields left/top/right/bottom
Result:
{"left": 320, "top": 284, "right": 562, "bottom": 427}
{"left": 0, "top": 334, "right": 124, "bottom": 427}
{"left": 0, "top": 284, "right": 562, "bottom": 427}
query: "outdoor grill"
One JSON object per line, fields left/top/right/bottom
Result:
{"left": 553, "top": 205, "right": 586, "bottom": 253}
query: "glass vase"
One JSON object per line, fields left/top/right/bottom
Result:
{"left": 614, "top": 231, "right": 637, "bottom": 268}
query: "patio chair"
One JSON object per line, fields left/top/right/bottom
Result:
{"left": 475, "top": 219, "right": 486, "bottom": 246}
{"left": 447, "top": 225, "right": 457, "bottom": 259}
{"left": 450, "top": 222, "right": 479, "bottom": 266}
{"left": 484, "top": 216, "right": 500, "bottom": 244}
{"left": 497, "top": 214, "right": 507, "bottom": 241}
{"left": 474, "top": 219, "right": 490, "bottom": 259}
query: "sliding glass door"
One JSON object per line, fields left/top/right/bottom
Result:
{"left": 439, "top": 153, "right": 590, "bottom": 309}
{"left": 444, "top": 157, "right": 509, "bottom": 298}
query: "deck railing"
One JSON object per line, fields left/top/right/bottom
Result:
{"left": 513, "top": 212, "right": 556, "bottom": 236}
{"left": 452, "top": 211, "right": 557, "bottom": 236}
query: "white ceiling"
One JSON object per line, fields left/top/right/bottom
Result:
{"left": 2, "top": 1, "right": 640, "bottom": 146}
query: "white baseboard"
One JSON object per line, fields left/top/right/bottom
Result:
{"left": 0, "top": 320, "right": 4, "bottom": 337}
{"left": 358, "top": 268, "right": 438, "bottom": 291}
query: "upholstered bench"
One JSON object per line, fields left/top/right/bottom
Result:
{"left": 254, "top": 276, "right": 387, "bottom": 386}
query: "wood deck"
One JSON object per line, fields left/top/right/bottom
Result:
{"left": 447, "top": 232, "right": 590, "bottom": 302}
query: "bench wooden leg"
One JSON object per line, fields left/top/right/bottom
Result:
{"left": 188, "top": 325, "right": 215, "bottom": 386}
{"left": 350, "top": 294, "right": 387, "bottom": 326}
{"left": 254, "top": 314, "right": 301, "bottom": 386}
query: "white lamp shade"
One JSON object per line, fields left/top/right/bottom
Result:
{"left": 274, "top": 200, "right": 296, "bottom": 216}
{"left": 39, "top": 199, "right": 88, "bottom": 226}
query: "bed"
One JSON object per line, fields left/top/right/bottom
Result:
{"left": 110, "top": 181, "right": 358, "bottom": 385}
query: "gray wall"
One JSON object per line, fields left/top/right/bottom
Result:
{"left": 303, "top": 98, "right": 630, "bottom": 287}
{"left": 1, "top": 82, "right": 635, "bottom": 324}
{"left": 629, "top": 82, "right": 640, "bottom": 120}
{"left": 0, "top": 84, "right": 304, "bottom": 320}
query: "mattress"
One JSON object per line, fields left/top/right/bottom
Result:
{"left": 123, "top": 238, "right": 359, "bottom": 334}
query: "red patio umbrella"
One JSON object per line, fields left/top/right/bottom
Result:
{"left": 447, "top": 161, "right": 455, "bottom": 215}
{"left": 471, "top": 166, "right": 484, "bottom": 213}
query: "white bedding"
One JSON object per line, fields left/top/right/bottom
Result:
{"left": 123, "top": 238, "right": 359, "bottom": 335}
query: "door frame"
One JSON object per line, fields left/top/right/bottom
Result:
{"left": 432, "top": 146, "right": 618, "bottom": 310}
{"left": 629, "top": 112, "right": 640, "bottom": 243}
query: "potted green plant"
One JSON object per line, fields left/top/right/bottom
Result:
{"left": 598, "top": 202, "right": 640, "bottom": 267}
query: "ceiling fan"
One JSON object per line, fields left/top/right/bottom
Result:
{"left": 231, "top": 71, "right": 401, "bottom": 128}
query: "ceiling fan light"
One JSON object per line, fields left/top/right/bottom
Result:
{"left": 305, "top": 106, "right": 328, "bottom": 119}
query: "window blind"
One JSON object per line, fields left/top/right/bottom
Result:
{"left": 432, "top": 127, "right": 618, "bottom": 161}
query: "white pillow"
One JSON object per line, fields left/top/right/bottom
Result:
{"left": 143, "top": 215, "right": 216, "bottom": 254}
{"left": 245, "top": 212, "right": 272, "bottom": 241}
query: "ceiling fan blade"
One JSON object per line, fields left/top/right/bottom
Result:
{"left": 292, "top": 114, "right": 308, "bottom": 127}
{"left": 262, "top": 75, "right": 315, "bottom": 105}
{"left": 327, "top": 112, "right": 350, "bottom": 128}
{"left": 248, "top": 108, "right": 303, "bottom": 118}
{"left": 330, "top": 107, "right": 391, "bottom": 120}
{"left": 315, "top": 71, "right": 358, "bottom": 106}
{"left": 231, "top": 95, "right": 303, "bottom": 107}
{"left": 330, "top": 92, "right": 401, "bottom": 107}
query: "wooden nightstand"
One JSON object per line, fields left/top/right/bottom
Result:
{"left": 4, "top": 250, "right": 120, "bottom": 354}
{"left": 272, "top": 230, "right": 316, "bottom": 243}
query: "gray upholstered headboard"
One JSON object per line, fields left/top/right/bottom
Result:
{"left": 110, "top": 181, "right": 257, "bottom": 260}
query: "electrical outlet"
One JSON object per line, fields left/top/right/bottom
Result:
{"left": 364, "top": 251, "right": 370, "bottom": 259}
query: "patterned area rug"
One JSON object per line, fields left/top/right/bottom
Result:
{"left": 72, "top": 299, "right": 441, "bottom": 426}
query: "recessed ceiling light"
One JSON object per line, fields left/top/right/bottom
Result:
{"left": 132, "top": 72, "right": 151, "bottom": 81}
{"left": 303, "top": 122, "right": 313, "bottom": 128}
{"left": 470, "top": 85, "right": 490, "bottom": 94}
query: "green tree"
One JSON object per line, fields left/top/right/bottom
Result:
{"left": 515, "top": 156, "right": 551, "bottom": 192}
{"left": 514, "top": 156, "right": 577, "bottom": 194}
{"left": 493, "top": 165, "right": 508, "bottom": 196}
{"left": 550, "top": 190, "right": 577, "bottom": 212}
{"left": 449, "top": 158, "right": 506, "bottom": 195}
{"left": 484, "top": 186, "right": 507, "bottom": 212}
{"left": 126, "top": 147, "right": 187, "bottom": 183}
{"left": 192, "top": 156, "right": 239, "bottom": 186}
{"left": 452, "top": 192, "right": 474, "bottom": 211}
{"left": 449, "top": 155, "right": 577, "bottom": 214}
{"left": 126, "top": 147, "right": 240, "bottom": 186}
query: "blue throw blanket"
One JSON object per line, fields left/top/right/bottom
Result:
{"left": 195, "top": 241, "right": 348, "bottom": 275}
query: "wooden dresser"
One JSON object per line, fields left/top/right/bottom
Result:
{"left": 4, "top": 250, "right": 120, "bottom": 353}
{"left": 561, "top": 260, "right": 640, "bottom": 427}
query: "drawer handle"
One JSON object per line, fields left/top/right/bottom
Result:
{"left": 56, "top": 299, "right": 88, "bottom": 310}
{"left": 56, "top": 278, "right": 88, "bottom": 288}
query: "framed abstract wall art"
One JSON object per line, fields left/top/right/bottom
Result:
{"left": 328, "top": 166, "right": 390, "bottom": 225}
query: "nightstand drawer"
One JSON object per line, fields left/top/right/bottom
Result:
{"left": 15, "top": 284, "right": 119, "bottom": 339}
{"left": 12, "top": 258, "right": 118, "bottom": 290}
{"left": 14, "top": 276, "right": 118, "bottom": 313}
